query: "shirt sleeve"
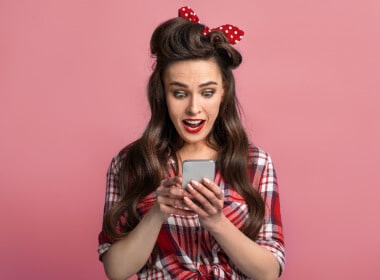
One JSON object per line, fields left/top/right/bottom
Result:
{"left": 252, "top": 148, "right": 285, "bottom": 274}
{"left": 97, "top": 155, "right": 123, "bottom": 260}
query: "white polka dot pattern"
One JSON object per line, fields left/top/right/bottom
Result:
{"left": 178, "top": 6, "right": 244, "bottom": 44}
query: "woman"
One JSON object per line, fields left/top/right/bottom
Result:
{"left": 98, "top": 6, "right": 285, "bottom": 280}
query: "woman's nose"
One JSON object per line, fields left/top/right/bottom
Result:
{"left": 186, "top": 95, "right": 201, "bottom": 115}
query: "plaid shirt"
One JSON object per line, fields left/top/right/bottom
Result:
{"left": 98, "top": 146, "right": 285, "bottom": 279}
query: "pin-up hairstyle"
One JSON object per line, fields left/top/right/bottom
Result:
{"left": 103, "top": 17, "right": 265, "bottom": 246}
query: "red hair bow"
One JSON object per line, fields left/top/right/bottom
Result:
{"left": 178, "top": 6, "right": 244, "bottom": 45}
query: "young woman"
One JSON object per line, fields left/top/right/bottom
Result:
{"left": 98, "top": 7, "right": 285, "bottom": 280}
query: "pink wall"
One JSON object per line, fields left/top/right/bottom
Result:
{"left": 1, "top": 1, "right": 379, "bottom": 279}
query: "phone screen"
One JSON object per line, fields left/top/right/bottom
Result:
{"left": 182, "top": 160, "right": 215, "bottom": 189}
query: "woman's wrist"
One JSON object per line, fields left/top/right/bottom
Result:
{"left": 148, "top": 202, "right": 170, "bottom": 223}
{"left": 206, "top": 213, "right": 231, "bottom": 235}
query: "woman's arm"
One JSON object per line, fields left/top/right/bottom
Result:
{"left": 208, "top": 214, "right": 280, "bottom": 280}
{"left": 183, "top": 151, "right": 284, "bottom": 280}
{"left": 102, "top": 202, "right": 164, "bottom": 280}
{"left": 102, "top": 176, "right": 191, "bottom": 280}
{"left": 184, "top": 180, "right": 280, "bottom": 280}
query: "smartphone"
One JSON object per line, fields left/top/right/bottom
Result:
{"left": 182, "top": 159, "right": 215, "bottom": 189}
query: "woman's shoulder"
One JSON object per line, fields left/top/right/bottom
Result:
{"left": 108, "top": 143, "right": 135, "bottom": 173}
{"left": 248, "top": 145, "right": 273, "bottom": 167}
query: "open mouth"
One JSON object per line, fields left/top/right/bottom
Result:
{"left": 182, "top": 119, "right": 205, "bottom": 133}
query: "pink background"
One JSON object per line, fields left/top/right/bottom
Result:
{"left": 1, "top": 0, "right": 379, "bottom": 279}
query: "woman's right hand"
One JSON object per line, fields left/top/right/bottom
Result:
{"left": 103, "top": 176, "right": 189, "bottom": 280}
{"left": 154, "top": 176, "right": 194, "bottom": 221}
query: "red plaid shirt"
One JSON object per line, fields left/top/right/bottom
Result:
{"left": 98, "top": 146, "right": 285, "bottom": 279}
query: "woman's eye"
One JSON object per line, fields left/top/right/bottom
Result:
{"left": 173, "top": 91, "right": 187, "bottom": 99}
{"left": 202, "top": 90, "right": 215, "bottom": 98}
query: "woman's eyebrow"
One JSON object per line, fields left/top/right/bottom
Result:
{"left": 168, "top": 81, "right": 188, "bottom": 88}
{"left": 168, "top": 81, "right": 218, "bottom": 88}
{"left": 199, "top": 81, "right": 218, "bottom": 88}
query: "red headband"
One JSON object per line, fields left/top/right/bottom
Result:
{"left": 178, "top": 6, "right": 244, "bottom": 44}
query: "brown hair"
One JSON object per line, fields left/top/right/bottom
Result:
{"left": 103, "top": 17, "right": 265, "bottom": 243}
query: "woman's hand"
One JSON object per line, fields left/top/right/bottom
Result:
{"left": 183, "top": 178, "right": 225, "bottom": 231}
{"left": 154, "top": 176, "right": 194, "bottom": 221}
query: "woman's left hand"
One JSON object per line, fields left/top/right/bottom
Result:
{"left": 183, "top": 178, "right": 225, "bottom": 232}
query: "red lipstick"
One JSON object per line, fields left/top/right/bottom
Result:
{"left": 182, "top": 119, "right": 205, "bottom": 134}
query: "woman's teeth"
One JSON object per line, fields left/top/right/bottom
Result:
{"left": 184, "top": 120, "right": 203, "bottom": 128}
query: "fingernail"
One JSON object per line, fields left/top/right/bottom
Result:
{"left": 203, "top": 178, "right": 210, "bottom": 184}
{"left": 190, "top": 180, "right": 199, "bottom": 186}
{"left": 186, "top": 184, "right": 194, "bottom": 191}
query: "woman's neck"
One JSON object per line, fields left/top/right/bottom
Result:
{"left": 177, "top": 143, "right": 218, "bottom": 161}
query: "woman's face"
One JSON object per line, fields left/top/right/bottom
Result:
{"left": 164, "top": 59, "right": 224, "bottom": 147}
